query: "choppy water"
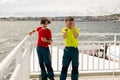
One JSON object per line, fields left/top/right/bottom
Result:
{"left": 0, "top": 21, "right": 120, "bottom": 79}
{"left": 0, "top": 21, "right": 120, "bottom": 60}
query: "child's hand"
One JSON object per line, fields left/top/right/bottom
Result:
{"left": 65, "top": 28, "right": 68, "bottom": 32}
{"left": 27, "top": 32, "right": 32, "bottom": 36}
{"left": 41, "top": 37, "right": 48, "bottom": 42}
{"left": 71, "top": 21, "right": 75, "bottom": 28}
{"left": 27, "top": 29, "right": 36, "bottom": 36}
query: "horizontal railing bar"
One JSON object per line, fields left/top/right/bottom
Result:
{"left": 30, "top": 70, "right": 120, "bottom": 77}
{"left": 80, "top": 33, "right": 120, "bottom": 36}
{"left": 53, "top": 41, "right": 120, "bottom": 43}
{"left": 53, "top": 33, "right": 120, "bottom": 36}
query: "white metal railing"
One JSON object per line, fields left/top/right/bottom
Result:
{"left": 0, "top": 35, "right": 32, "bottom": 80}
{"left": 1, "top": 33, "right": 120, "bottom": 80}
{"left": 30, "top": 33, "right": 120, "bottom": 75}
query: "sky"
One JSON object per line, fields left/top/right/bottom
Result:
{"left": 0, "top": 0, "right": 120, "bottom": 17}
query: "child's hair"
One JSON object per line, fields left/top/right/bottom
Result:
{"left": 40, "top": 17, "right": 51, "bottom": 24}
{"left": 65, "top": 16, "right": 74, "bottom": 22}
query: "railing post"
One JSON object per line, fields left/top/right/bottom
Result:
{"left": 114, "top": 34, "right": 117, "bottom": 44}
{"left": 113, "top": 33, "right": 117, "bottom": 80}
{"left": 10, "top": 35, "right": 30, "bottom": 80}
{"left": 23, "top": 43, "right": 32, "bottom": 80}
{"left": 16, "top": 48, "right": 23, "bottom": 80}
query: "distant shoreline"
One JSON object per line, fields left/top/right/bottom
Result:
{"left": 0, "top": 14, "right": 120, "bottom": 22}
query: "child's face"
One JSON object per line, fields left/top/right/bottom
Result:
{"left": 43, "top": 21, "right": 49, "bottom": 27}
{"left": 66, "top": 21, "right": 73, "bottom": 28}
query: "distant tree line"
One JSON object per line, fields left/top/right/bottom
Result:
{"left": 0, "top": 14, "right": 120, "bottom": 22}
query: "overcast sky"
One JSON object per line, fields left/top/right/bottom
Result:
{"left": 0, "top": 0, "right": 120, "bottom": 17}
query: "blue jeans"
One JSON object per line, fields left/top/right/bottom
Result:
{"left": 36, "top": 46, "right": 54, "bottom": 80}
{"left": 60, "top": 47, "right": 79, "bottom": 80}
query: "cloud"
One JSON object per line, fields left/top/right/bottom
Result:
{"left": 0, "top": 0, "right": 120, "bottom": 17}
{"left": 0, "top": 0, "right": 16, "bottom": 4}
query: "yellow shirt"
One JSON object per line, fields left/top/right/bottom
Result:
{"left": 62, "top": 27, "right": 79, "bottom": 47}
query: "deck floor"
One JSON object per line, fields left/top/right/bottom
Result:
{"left": 30, "top": 75, "right": 120, "bottom": 80}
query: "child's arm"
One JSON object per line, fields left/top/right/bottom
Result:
{"left": 62, "top": 28, "right": 68, "bottom": 39}
{"left": 47, "top": 38, "right": 53, "bottom": 43}
{"left": 27, "top": 29, "right": 36, "bottom": 36}
{"left": 71, "top": 21, "right": 79, "bottom": 39}
{"left": 41, "top": 37, "right": 53, "bottom": 43}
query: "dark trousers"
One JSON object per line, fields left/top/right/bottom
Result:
{"left": 60, "top": 47, "right": 79, "bottom": 80}
{"left": 37, "top": 46, "right": 54, "bottom": 80}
